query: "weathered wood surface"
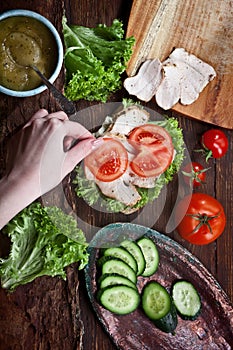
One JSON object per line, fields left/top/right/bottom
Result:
{"left": 0, "top": 1, "right": 232, "bottom": 349}
{"left": 126, "top": 0, "right": 233, "bottom": 129}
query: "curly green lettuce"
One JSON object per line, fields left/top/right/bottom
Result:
{"left": 62, "top": 17, "right": 135, "bottom": 102}
{"left": 0, "top": 203, "right": 89, "bottom": 291}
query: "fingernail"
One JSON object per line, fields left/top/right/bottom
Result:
{"left": 91, "top": 138, "right": 104, "bottom": 148}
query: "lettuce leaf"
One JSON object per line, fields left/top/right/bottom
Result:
{"left": 62, "top": 17, "right": 135, "bottom": 102}
{"left": 0, "top": 203, "right": 89, "bottom": 291}
{"left": 73, "top": 114, "right": 185, "bottom": 212}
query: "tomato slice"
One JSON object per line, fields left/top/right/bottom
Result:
{"left": 84, "top": 138, "right": 128, "bottom": 182}
{"left": 128, "top": 124, "right": 174, "bottom": 177}
{"left": 130, "top": 147, "right": 173, "bottom": 178}
{"left": 128, "top": 124, "right": 173, "bottom": 151}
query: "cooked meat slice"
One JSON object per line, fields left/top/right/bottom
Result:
{"left": 85, "top": 167, "right": 141, "bottom": 207}
{"left": 167, "top": 48, "right": 216, "bottom": 82}
{"left": 129, "top": 173, "right": 157, "bottom": 188}
{"left": 155, "top": 64, "right": 181, "bottom": 110}
{"left": 109, "top": 105, "right": 150, "bottom": 136}
{"left": 123, "top": 59, "right": 163, "bottom": 102}
{"left": 156, "top": 48, "right": 216, "bottom": 109}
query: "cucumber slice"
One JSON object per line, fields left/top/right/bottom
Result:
{"left": 98, "top": 284, "right": 140, "bottom": 315}
{"left": 142, "top": 281, "right": 177, "bottom": 333}
{"left": 172, "top": 280, "right": 201, "bottom": 320}
{"left": 103, "top": 247, "right": 138, "bottom": 274}
{"left": 98, "top": 273, "right": 137, "bottom": 290}
{"left": 137, "top": 237, "right": 159, "bottom": 277}
{"left": 142, "top": 281, "right": 171, "bottom": 320}
{"left": 120, "top": 240, "right": 146, "bottom": 276}
{"left": 101, "top": 258, "right": 137, "bottom": 284}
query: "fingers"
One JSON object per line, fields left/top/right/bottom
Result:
{"left": 24, "top": 109, "right": 48, "bottom": 127}
{"left": 63, "top": 136, "right": 75, "bottom": 151}
{"left": 24, "top": 109, "right": 69, "bottom": 128}
{"left": 31, "top": 109, "right": 49, "bottom": 120}
{"left": 63, "top": 120, "right": 94, "bottom": 140}
{"left": 63, "top": 138, "right": 105, "bottom": 175}
{"left": 63, "top": 138, "right": 95, "bottom": 174}
{"left": 45, "top": 111, "right": 69, "bottom": 121}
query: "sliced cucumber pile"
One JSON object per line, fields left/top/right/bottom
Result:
{"left": 96, "top": 236, "right": 158, "bottom": 315}
{"left": 94, "top": 235, "right": 202, "bottom": 333}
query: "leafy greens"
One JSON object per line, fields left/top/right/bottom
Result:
{"left": 0, "top": 203, "right": 89, "bottom": 291}
{"left": 62, "top": 17, "right": 135, "bottom": 102}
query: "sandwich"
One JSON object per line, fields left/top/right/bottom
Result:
{"left": 73, "top": 101, "right": 184, "bottom": 214}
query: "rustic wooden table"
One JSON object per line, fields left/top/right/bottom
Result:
{"left": 0, "top": 1, "right": 232, "bottom": 349}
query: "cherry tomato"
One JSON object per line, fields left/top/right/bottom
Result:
{"left": 84, "top": 138, "right": 128, "bottom": 182}
{"left": 128, "top": 124, "right": 173, "bottom": 151}
{"left": 128, "top": 124, "right": 174, "bottom": 177}
{"left": 201, "top": 129, "right": 228, "bottom": 160}
{"left": 175, "top": 193, "right": 226, "bottom": 245}
{"left": 182, "top": 162, "right": 210, "bottom": 187}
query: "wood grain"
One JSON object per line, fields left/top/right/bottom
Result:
{"left": 0, "top": 1, "right": 232, "bottom": 350}
{"left": 126, "top": 0, "right": 233, "bottom": 129}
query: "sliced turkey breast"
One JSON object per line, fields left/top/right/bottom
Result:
{"left": 108, "top": 105, "right": 150, "bottom": 136}
{"left": 124, "top": 47, "right": 216, "bottom": 110}
{"left": 123, "top": 59, "right": 163, "bottom": 102}
{"left": 154, "top": 64, "right": 181, "bottom": 110}
{"left": 85, "top": 167, "right": 141, "bottom": 207}
{"left": 156, "top": 48, "right": 216, "bottom": 109}
{"left": 127, "top": 172, "right": 157, "bottom": 188}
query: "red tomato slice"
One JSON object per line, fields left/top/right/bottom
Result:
{"left": 128, "top": 124, "right": 173, "bottom": 151}
{"left": 130, "top": 147, "right": 173, "bottom": 178}
{"left": 84, "top": 138, "right": 128, "bottom": 182}
{"left": 128, "top": 124, "right": 174, "bottom": 177}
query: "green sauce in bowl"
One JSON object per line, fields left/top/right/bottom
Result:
{"left": 0, "top": 15, "right": 58, "bottom": 91}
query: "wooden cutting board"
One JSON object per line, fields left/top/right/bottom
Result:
{"left": 126, "top": 0, "right": 233, "bottom": 129}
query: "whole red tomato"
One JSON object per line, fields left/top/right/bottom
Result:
{"left": 182, "top": 162, "right": 210, "bottom": 187}
{"left": 201, "top": 129, "right": 228, "bottom": 161}
{"left": 175, "top": 193, "right": 226, "bottom": 245}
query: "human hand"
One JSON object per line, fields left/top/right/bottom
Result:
{"left": 5, "top": 109, "right": 100, "bottom": 197}
{"left": 0, "top": 109, "right": 103, "bottom": 229}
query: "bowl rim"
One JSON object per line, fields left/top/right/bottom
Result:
{"left": 0, "top": 9, "right": 63, "bottom": 97}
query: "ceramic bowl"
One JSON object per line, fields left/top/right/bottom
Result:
{"left": 0, "top": 9, "right": 63, "bottom": 97}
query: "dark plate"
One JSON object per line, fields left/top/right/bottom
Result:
{"left": 85, "top": 223, "right": 233, "bottom": 350}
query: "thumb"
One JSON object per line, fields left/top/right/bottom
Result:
{"left": 63, "top": 138, "right": 104, "bottom": 175}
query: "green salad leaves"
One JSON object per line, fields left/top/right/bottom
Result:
{"left": 0, "top": 203, "right": 89, "bottom": 291}
{"left": 62, "top": 17, "right": 135, "bottom": 102}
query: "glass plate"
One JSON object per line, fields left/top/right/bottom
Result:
{"left": 85, "top": 223, "right": 233, "bottom": 350}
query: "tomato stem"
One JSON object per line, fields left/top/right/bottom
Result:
{"left": 186, "top": 212, "right": 220, "bottom": 235}
{"left": 182, "top": 167, "right": 210, "bottom": 185}
{"left": 194, "top": 148, "right": 213, "bottom": 162}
